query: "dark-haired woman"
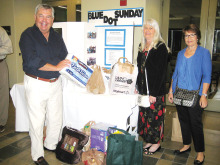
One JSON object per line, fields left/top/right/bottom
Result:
{"left": 168, "top": 24, "right": 212, "bottom": 165}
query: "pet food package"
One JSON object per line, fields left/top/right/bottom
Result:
{"left": 90, "top": 123, "right": 116, "bottom": 153}
{"left": 60, "top": 54, "right": 93, "bottom": 87}
{"left": 109, "top": 57, "right": 138, "bottom": 95}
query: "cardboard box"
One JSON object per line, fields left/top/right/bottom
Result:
{"left": 60, "top": 54, "right": 93, "bottom": 87}
{"left": 90, "top": 123, "right": 116, "bottom": 153}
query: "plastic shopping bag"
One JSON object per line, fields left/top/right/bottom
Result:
{"left": 109, "top": 57, "right": 138, "bottom": 95}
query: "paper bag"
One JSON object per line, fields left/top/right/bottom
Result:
{"left": 82, "top": 149, "right": 106, "bottom": 165}
{"left": 171, "top": 112, "right": 183, "bottom": 142}
{"left": 81, "top": 121, "right": 96, "bottom": 152}
{"left": 86, "top": 65, "right": 105, "bottom": 94}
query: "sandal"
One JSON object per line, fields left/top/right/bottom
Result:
{"left": 143, "top": 145, "right": 152, "bottom": 152}
{"left": 144, "top": 146, "right": 161, "bottom": 155}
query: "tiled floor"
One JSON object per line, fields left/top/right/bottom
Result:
{"left": 0, "top": 96, "right": 220, "bottom": 165}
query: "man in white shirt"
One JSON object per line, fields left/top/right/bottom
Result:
{"left": 0, "top": 26, "right": 13, "bottom": 133}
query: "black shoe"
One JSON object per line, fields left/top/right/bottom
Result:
{"left": 44, "top": 147, "right": 55, "bottom": 152}
{"left": 174, "top": 147, "right": 191, "bottom": 155}
{"left": 34, "top": 157, "right": 49, "bottom": 165}
{"left": 144, "top": 146, "right": 161, "bottom": 155}
{"left": 194, "top": 155, "right": 205, "bottom": 165}
{"left": 0, "top": 125, "right": 5, "bottom": 133}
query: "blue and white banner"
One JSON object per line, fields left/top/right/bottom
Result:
{"left": 88, "top": 7, "right": 144, "bottom": 26}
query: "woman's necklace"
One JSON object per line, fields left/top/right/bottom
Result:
{"left": 145, "top": 43, "right": 151, "bottom": 51}
{"left": 185, "top": 45, "right": 197, "bottom": 58}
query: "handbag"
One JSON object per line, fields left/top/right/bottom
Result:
{"left": 173, "top": 86, "right": 199, "bottom": 107}
{"left": 137, "top": 95, "right": 150, "bottom": 107}
{"left": 106, "top": 127, "right": 143, "bottom": 165}
{"left": 55, "top": 126, "right": 89, "bottom": 164}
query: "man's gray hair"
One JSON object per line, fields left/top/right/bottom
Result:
{"left": 35, "top": 4, "right": 55, "bottom": 18}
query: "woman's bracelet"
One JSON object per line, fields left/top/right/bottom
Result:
{"left": 168, "top": 92, "right": 173, "bottom": 94}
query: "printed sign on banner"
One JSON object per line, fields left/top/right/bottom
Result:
{"left": 88, "top": 7, "right": 144, "bottom": 26}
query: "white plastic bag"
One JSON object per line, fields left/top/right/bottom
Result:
{"left": 109, "top": 57, "right": 138, "bottom": 95}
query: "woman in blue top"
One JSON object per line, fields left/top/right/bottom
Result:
{"left": 168, "top": 24, "right": 212, "bottom": 165}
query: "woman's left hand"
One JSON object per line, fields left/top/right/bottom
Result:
{"left": 199, "top": 95, "right": 208, "bottom": 108}
{"left": 149, "top": 96, "right": 156, "bottom": 103}
{"left": 134, "top": 88, "right": 138, "bottom": 94}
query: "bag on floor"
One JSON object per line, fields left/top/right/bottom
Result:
{"left": 56, "top": 126, "right": 89, "bottom": 164}
{"left": 171, "top": 112, "right": 182, "bottom": 142}
{"left": 81, "top": 121, "right": 96, "bottom": 151}
{"left": 82, "top": 148, "right": 106, "bottom": 165}
{"left": 109, "top": 57, "right": 138, "bottom": 95}
{"left": 106, "top": 127, "right": 143, "bottom": 165}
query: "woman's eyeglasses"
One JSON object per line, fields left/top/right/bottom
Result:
{"left": 185, "top": 34, "right": 197, "bottom": 38}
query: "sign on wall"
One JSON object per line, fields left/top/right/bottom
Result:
{"left": 53, "top": 22, "right": 134, "bottom": 69}
{"left": 88, "top": 7, "right": 144, "bottom": 26}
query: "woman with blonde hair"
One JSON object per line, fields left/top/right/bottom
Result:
{"left": 136, "top": 18, "right": 168, "bottom": 155}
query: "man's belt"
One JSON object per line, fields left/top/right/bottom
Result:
{"left": 26, "top": 73, "right": 58, "bottom": 83}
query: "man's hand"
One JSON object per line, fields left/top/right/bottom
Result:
{"left": 55, "top": 59, "right": 71, "bottom": 71}
{"left": 39, "top": 59, "right": 71, "bottom": 71}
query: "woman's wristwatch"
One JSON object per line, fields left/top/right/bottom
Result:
{"left": 202, "top": 93, "right": 207, "bottom": 97}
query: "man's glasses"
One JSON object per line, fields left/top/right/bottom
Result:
{"left": 184, "top": 34, "right": 196, "bottom": 38}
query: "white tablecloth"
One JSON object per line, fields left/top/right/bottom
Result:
{"left": 10, "top": 77, "right": 138, "bottom": 132}
{"left": 10, "top": 83, "right": 29, "bottom": 132}
{"left": 62, "top": 78, "right": 138, "bottom": 130}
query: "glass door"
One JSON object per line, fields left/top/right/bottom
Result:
{"left": 168, "top": 0, "right": 202, "bottom": 55}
